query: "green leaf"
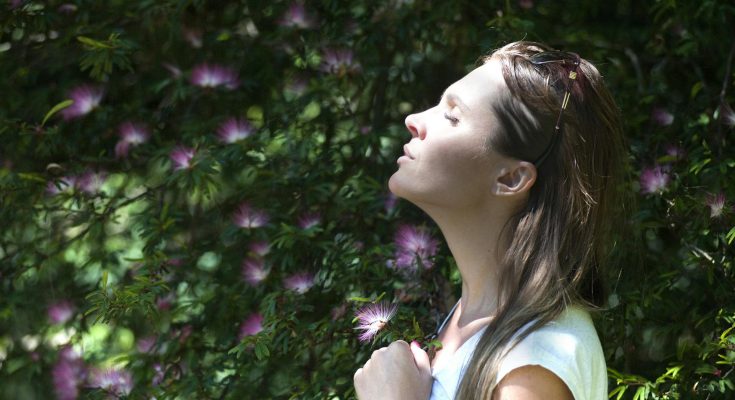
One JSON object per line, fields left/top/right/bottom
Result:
{"left": 41, "top": 100, "right": 74, "bottom": 126}
{"left": 77, "top": 36, "right": 113, "bottom": 49}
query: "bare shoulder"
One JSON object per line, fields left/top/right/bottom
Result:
{"left": 492, "top": 365, "right": 574, "bottom": 400}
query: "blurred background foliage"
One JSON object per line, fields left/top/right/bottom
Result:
{"left": 1, "top": 0, "right": 734, "bottom": 398}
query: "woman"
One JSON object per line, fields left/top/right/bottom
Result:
{"left": 353, "top": 41, "right": 628, "bottom": 400}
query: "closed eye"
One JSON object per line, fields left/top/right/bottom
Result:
{"left": 444, "top": 112, "right": 459, "bottom": 126}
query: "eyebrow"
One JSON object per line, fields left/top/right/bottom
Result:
{"left": 439, "top": 89, "right": 470, "bottom": 112}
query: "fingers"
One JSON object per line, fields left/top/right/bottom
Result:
{"left": 410, "top": 340, "right": 431, "bottom": 373}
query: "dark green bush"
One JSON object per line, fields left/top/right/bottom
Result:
{"left": 1, "top": 0, "right": 733, "bottom": 398}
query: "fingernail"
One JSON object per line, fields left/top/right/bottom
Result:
{"left": 411, "top": 340, "right": 421, "bottom": 348}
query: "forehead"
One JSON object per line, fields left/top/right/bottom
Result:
{"left": 446, "top": 58, "right": 505, "bottom": 109}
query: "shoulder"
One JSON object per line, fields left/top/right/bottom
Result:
{"left": 493, "top": 365, "right": 573, "bottom": 400}
{"left": 495, "top": 306, "right": 608, "bottom": 400}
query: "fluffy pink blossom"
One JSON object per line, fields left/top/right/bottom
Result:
{"left": 156, "top": 293, "right": 175, "bottom": 311}
{"left": 190, "top": 63, "right": 239, "bottom": 90}
{"left": 639, "top": 165, "right": 670, "bottom": 195}
{"left": 384, "top": 192, "right": 398, "bottom": 215}
{"left": 354, "top": 302, "right": 398, "bottom": 342}
{"left": 241, "top": 258, "right": 269, "bottom": 286}
{"left": 284, "top": 75, "right": 308, "bottom": 97}
{"left": 170, "top": 146, "right": 195, "bottom": 171}
{"left": 60, "top": 85, "right": 104, "bottom": 120}
{"left": 48, "top": 300, "right": 75, "bottom": 324}
{"left": 217, "top": 118, "right": 253, "bottom": 144}
{"left": 390, "top": 224, "right": 440, "bottom": 270}
{"left": 706, "top": 192, "right": 728, "bottom": 218}
{"left": 52, "top": 346, "right": 86, "bottom": 400}
{"left": 115, "top": 122, "right": 150, "bottom": 158}
{"left": 87, "top": 367, "right": 134, "bottom": 397}
{"left": 136, "top": 336, "right": 156, "bottom": 353}
{"left": 664, "top": 144, "right": 686, "bottom": 161}
{"left": 46, "top": 176, "right": 77, "bottom": 196}
{"left": 283, "top": 271, "right": 315, "bottom": 294}
{"left": 719, "top": 102, "right": 735, "bottom": 128}
{"left": 76, "top": 170, "right": 106, "bottom": 194}
{"left": 651, "top": 107, "right": 674, "bottom": 127}
{"left": 249, "top": 240, "right": 271, "bottom": 257}
{"left": 297, "top": 211, "right": 321, "bottom": 229}
{"left": 320, "top": 48, "right": 361, "bottom": 76}
{"left": 238, "top": 313, "right": 264, "bottom": 340}
{"left": 278, "top": 2, "right": 316, "bottom": 28}
{"left": 232, "top": 202, "right": 270, "bottom": 229}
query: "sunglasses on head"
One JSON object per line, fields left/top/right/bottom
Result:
{"left": 527, "top": 51, "right": 581, "bottom": 167}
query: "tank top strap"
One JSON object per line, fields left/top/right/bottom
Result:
{"left": 434, "top": 299, "right": 460, "bottom": 337}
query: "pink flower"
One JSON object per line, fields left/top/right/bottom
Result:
{"left": 297, "top": 211, "right": 321, "bottom": 229}
{"left": 152, "top": 363, "right": 165, "bottom": 386}
{"left": 170, "top": 146, "right": 195, "bottom": 171}
{"left": 320, "top": 48, "right": 361, "bottom": 76}
{"left": 46, "top": 176, "right": 77, "bottom": 196}
{"left": 249, "top": 240, "right": 271, "bottom": 257}
{"left": 719, "top": 102, "right": 735, "bottom": 128}
{"left": 390, "top": 224, "right": 440, "bottom": 270}
{"left": 354, "top": 302, "right": 398, "bottom": 342}
{"left": 518, "top": 0, "right": 533, "bottom": 9}
{"left": 156, "top": 293, "right": 175, "bottom": 311}
{"left": 283, "top": 271, "right": 315, "bottom": 294}
{"left": 664, "top": 144, "right": 685, "bottom": 162}
{"left": 76, "top": 170, "right": 106, "bottom": 194}
{"left": 706, "top": 192, "right": 728, "bottom": 218}
{"left": 60, "top": 85, "right": 104, "bottom": 120}
{"left": 52, "top": 346, "right": 86, "bottom": 400}
{"left": 238, "top": 313, "right": 264, "bottom": 340}
{"left": 233, "top": 202, "right": 270, "bottom": 229}
{"left": 284, "top": 75, "right": 308, "bottom": 97}
{"left": 217, "top": 118, "right": 253, "bottom": 144}
{"left": 651, "top": 107, "right": 674, "bottom": 127}
{"left": 87, "top": 367, "right": 134, "bottom": 397}
{"left": 190, "top": 63, "right": 239, "bottom": 90}
{"left": 278, "top": 2, "right": 316, "bottom": 29}
{"left": 241, "top": 258, "right": 269, "bottom": 286}
{"left": 57, "top": 3, "right": 77, "bottom": 14}
{"left": 136, "top": 336, "right": 156, "bottom": 353}
{"left": 183, "top": 27, "right": 203, "bottom": 48}
{"left": 384, "top": 192, "right": 398, "bottom": 215}
{"left": 48, "top": 300, "right": 75, "bottom": 324}
{"left": 639, "top": 165, "right": 670, "bottom": 195}
{"left": 115, "top": 122, "right": 150, "bottom": 158}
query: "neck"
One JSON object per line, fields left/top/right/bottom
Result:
{"left": 418, "top": 199, "right": 516, "bottom": 327}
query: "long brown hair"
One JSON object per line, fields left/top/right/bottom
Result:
{"left": 454, "top": 41, "right": 631, "bottom": 399}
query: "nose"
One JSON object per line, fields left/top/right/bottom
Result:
{"left": 404, "top": 113, "right": 425, "bottom": 140}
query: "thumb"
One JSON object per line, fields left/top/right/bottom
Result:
{"left": 410, "top": 341, "right": 431, "bottom": 373}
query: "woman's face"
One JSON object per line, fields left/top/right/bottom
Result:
{"left": 389, "top": 58, "right": 511, "bottom": 209}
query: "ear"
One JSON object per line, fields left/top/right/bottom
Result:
{"left": 492, "top": 161, "right": 537, "bottom": 196}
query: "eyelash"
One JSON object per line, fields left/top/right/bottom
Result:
{"left": 444, "top": 112, "right": 459, "bottom": 126}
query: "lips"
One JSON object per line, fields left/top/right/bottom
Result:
{"left": 403, "top": 144, "right": 415, "bottom": 159}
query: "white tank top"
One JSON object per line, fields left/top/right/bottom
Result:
{"left": 429, "top": 302, "right": 607, "bottom": 400}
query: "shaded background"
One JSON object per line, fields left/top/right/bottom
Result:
{"left": 1, "top": 0, "right": 734, "bottom": 398}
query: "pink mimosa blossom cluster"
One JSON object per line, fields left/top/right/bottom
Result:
{"left": 217, "top": 117, "right": 254, "bottom": 144}
{"left": 190, "top": 63, "right": 239, "bottom": 90}
{"left": 389, "top": 224, "right": 440, "bottom": 271}
{"left": 60, "top": 85, "right": 104, "bottom": 120}
{"left": 169, "top": 146, "right": 196, "bottom": 171}
{"left": 115, "top": 122, "right": 150, "bottom": 158}
{"left": 232, "top": 201, "right": 270, "bottom": 229}
{"left": 354, "top": 301, "right": 398, "bottom": 342}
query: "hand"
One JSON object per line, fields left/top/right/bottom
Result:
{"left": 353, "top": 340, "right": 433, "bottom": 400}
